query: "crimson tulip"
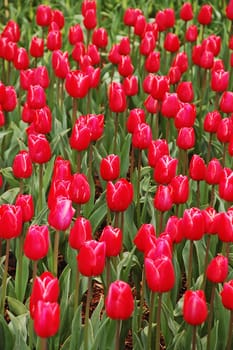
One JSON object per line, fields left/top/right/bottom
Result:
{"left": 140, "top": 31, "right": 156, "bottom": 56}
{"left": 33, "top": 66, "right": 50, "bottom": 89}
{"left": 77, "top": 240, "right": 106, "bottom": 276}
{"left": 118, "top": 55, "right": 134, "bottom": 77}
{"left": 153, "top": 155, "right": 178, "bottom": 184}
{"left": 106, "top": 178, "right": 133, "bottom": 212}
{"left": 2, "top": 85, "right": 17, "bottom": 112}
{"left": 219, "top": 167, "right": 233, "bottom": 202}
{"left": 123, "top": 75, "right": 138, "bottom": 96}
{"left": 161, "top": 92, "right": 181, "bottom": 118}
{"left": 216, "top": 117, "right": 233, "bottom": 143}
{"left": 132, "top": 122, "right": 152, "bottom": 149}
{"left": 15, "top": 194, "right": 34, "bottom": 222}
{"left": 211, "top": 69, "right": 229, "bottom": 92}
{"left": 183, "top": 290, "right": 208, "bottom": 325}
{"left": 142, "top": 73, "right": 154, "bottom": 94}
{"left": 134, "top": 14, "right": 147, "bottom": 37}
{"left": 146, "top": 235, "right": 173, "bottom": 260}
{"left": 92, "top": 27, "right": 108, "bottom": 48}
{"left": 36, "top": 4, "right": 52, "bottom": 27}
{"left": 108, "top": 44, "right": 121, "bottom": 65}
{"left": 182, "top": 207, "right": 205, "bottom": 240}
{"left": 167, "top": 66, "right": 182, "bottom": 85}
{"left": 33, "top": 105, "right": 52, "bottom": 134}
{"left": 118, "top": 36, "right": 131, "bottom": 55}
{"left": 216, "top": 211, "right": 233, "bottom": 242}
{"left": 205, "top": 158, "right": 222, "bottom": 185}
{"left": 154, "top": 185, "right": 173, "bottom": 212}
{"left": 176, "top": 82, "right": 194, "bottom": 103}
{"left": 203, "top": 110, "right": 221, "bottom": 133}
{"left": 145, "top": 255, "right": 175, "bottom": 292}
{"left": 69, "top": 216, "right": 92, "bottom": 250}
{"left": 145, "top": 51, "right": 160, "bottom": 73}
{"left": 133, "top": 223, "right": 156, "bottom": 254}
{"left": 12, "top": 150, "right": 33, "bottom": 179}
{"left": 69, "top": 120, "right": 91, "bottom": 151}
{"left": 13, "top": 47, "right": 29, "bottom": 70}
{"left": 189, "top": 154, "right": 206, "bottom": 181}
{"left": 123, "top": 8, "right": 142, "bottom": 27}
{"left": 174, "top": 103, "right": 196, "bottom": 129}
{"left": 226, "top": 0, "right": 233, "bottom": 20}
{"left": 85, "top": 113, "right": 104, "bottom": 141}
{"left": 47, "top": 30, "right": 62, "bottom": 51}
{"left": 99, "top": 225, "right": 122, "bottom": 257}
{"left": 108, "top": 82, "right": 127, "bottom": 113}
{"left": 86, "top": 44, "right": 100, "bottom": 66}
{"left": 219, "top": 91, "right": 233, "bottom": 114}
{"left": 52, "top": 50, "right": 70, "bottom": 79}
{"left": 65, "top": 70, "right": 89, "bottom": 99}
{"left": 24, "top": 224, "right": 50, "bottom": 261}
{"left": 169, "top": 175, "right": 189, "bottom": 204}
{"left": 126, "top": 108, "right": 145, "bottom": 134}
{"left": 197, "top": 4, "right": 212, "bottom": 25}
{"left": 206, "top": 255, "right": 228, "bottom": 284}
{"left": 47, "top": 179, "right": 71, "bottom": 210}
{"left": 28, "top": 133, "right": 51, "bottom": 164}
{"left": 105, "top": 280, "right": 134, "bottom": 320}
{"left": 185, "top": 24, "right": 198, "bottom": 42}
{"left": 48, "top": 196, "right": 75, "bottom": 231}
{"left": 34, "top": 301, "right": 60, "bottom": 338}
{"left": 27, "top": 85, "right": 46, "bottom": 109}
{"left": 69, "top": 24, "right": 84, "bottom": 45}
{"left": 151, "top": 75, "right": 169, "bottom": 100}
{"left": 51, "top": 9, "right": 65, "bottom": 29}
{"left": 148, "top": 139, "right": 169, "bottom": 168}
{"left": 100, "top": 154, "right": 120, "bottom": 181}
{"left": 202, "top": 207, "right": 218, "bottom": 235}
{"left": 221, "top": 280, "right": 233, "bottom": 310}
{"left": 172, "top": 52, "right": 189, "bottom": 74}
{"left": 2, "top": 19, "right": 20, "bottom": 42}
{"left": 180, "top": 2, "right": 193, "bottom": 21}
{"left": 144, "top": 94, "right": 159, "bottom": 114}
{"left": 176, "top": 127, "right": 195, "bottom": 150}
{"left": 164, "top": 215, "right": 183, "bottom": 244}
{"left": 164, "top": 32, "right": 180, "bottom": 52}
{"left": 0, "top": 204, "right": 22, "bottom": 239}
{"left": 70, "top": 173, "right": 91, "bottom": 204}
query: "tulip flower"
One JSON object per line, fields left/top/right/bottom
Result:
{"left": 123, "top": 7, "right": 142, "bottom": 27}
{"left": 106, "top": 178, "right": 133, "bottom": 212}
{"left": 15, "top": 194, "right": 34, "bottom": 222}
{"left": 164, "top": 32, "right": 180, "bottom": 52}
{"left": 185, "top": 24, "right": 198, "bottom": 42}
{"left": 153, "top": 155, "right": 178, "bottom": 184}
{"left": 180, "top": 2, "right": 193, "bottom": 21}
{"left": 122, "top": 75, "right": 138, "bottom": 96}
{"left": 13, "top": 47, "right": 30, "bottom": 70}
{"left": 69, "top": 216, "right": 92, "bottom": 251}
{"left": 126, "top": 108, "right": 145, "bottom": 134}
{"left": 28, "top": 133, "right": 52, "bottom": 164}
{"left": 36, "top": 4, "right": 52, "bottom": 27}
{"left": 183, "top": 289, "right": 208, "bottom": 325}
{"left": 176, "top": 126, "right": 195, "bottom": 150}
{"left": 2, "top": 19, "right": 20, "bottom": 42}
{"left": 12, "top": 150, "right": 33, "bottom": 179}
{"left": 169, "top": 174, "right": 189, "bottom": 205}
{"left": 34, "top": 300, "right": 60, "bottom": 339}
{"left": 148, "top": 139, "right": 169, "bottom": 168}
{"left": 226, "top": 0, "right": 233, "bottom": 20}
{"left": 2, "top": 85, "right": 17, "bottom": 112}
{"left": 197, "top": 4, "right": 212, "bottom": 25}
{"left": 0, "top": 204, "right": 23, "bottom": 240}
{"left": 92, "top": 27, "right": 108, "bottom": 49}
{"left": 132, "top": 122, "right": 152, "bottom": 150}
{"left": 174, "top": 103, "right": 196, "bottom": 129}
{"left": 153, "top": 185, "right": 173, "bottom": 213}
{"left": 99, "top": 225, "right": 122, "bottom": 257}
{"left": 172, "top": 52, "right": 189, "bottom": 74}
{"left": 219, "top": 91, "right": 233, "bottom": 114}
{"left": 164, "top": 215, "right": 183, "bottom": 244}
{"left": 176, "top": 82, "right": 194, "bottom": 103}
{"left": 48, "top": 196, "right": 75, "bottom": 232}
{"left": 220, "top": 280, "right": 233, "bottom": 350}
{"left": 70, "top": 173, "right": 91, "bottom": 206}
{"left": 77, "top": 239, "right": 106, "bottom": 277}
{"left": 219, "top": 168, "right": 233, "bottom": 202}
{"left": 145, "top": 51, "right": 160, "bottom": 73}
{"left": 206, "top": 254, "right": 228, "bottom": 284}
{"left": 133, "top": 223, "right": 156, "bottom": 253}
{"left": 100, "top": 154, "right": 120, "bottom": 181}
{"left": 24, "top": 224, "right": 50, "bottom": 261}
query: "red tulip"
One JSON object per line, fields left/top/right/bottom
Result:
{"left": 28, "top": 133, "right": 52, "bottom": 164}
{"left": 180, "top": 2, "right": 193, "bottom": 21}
{"left": 108, "top": 44, "right": 121, "bottom": 65}
{"left": 167, "top": 66, "right": 182, "bottom": 85}
{"left": 106, "top": 178, "right": 133, "bottom": 212}
{"left": 132, "top": 122, "right": 152, "bottom": 149}
{"left": 123, "top": 8, "right": 142, "bottom": 27}
{"left": 0, "top": 204, "right": 22, "bottom": 239}
{"left": 176, "top": 127, "right": 195, "bottom": 150}
{"left": 183, "top": 290, "right": 208, "bottom": 325}
{"left": 83, "top": 9, "right": 97, "bottom": 30}
{"left": 123, "top": 75, "right": 138, "bottom": 96}
{"left": 219, "top": 167, "right": 233, "bottom": 202}
{"left": 70, "top": 173, "right": 91, "bottom": 204}
{"left": 105, "top": 280, "right": 134, "bottom": 320}
{"left": 65, "top": 70, "right": 89, "bottom": 98}
{"left": 100, "top": 154, "right": 120, "bottom": 181}
{"left": 15, "top": 194, "right": 34, "bottom": 222}
{"left": 216, "top": 210, "right": 233, "bottom": 242}
{"left": 92, "top": 27, "right": 108, "bottom": 48}
{"left": 189, "top": 154, "right": 206, "bottom": 181}
{"left": 145, "top": 51, "right": 160, "bottom": 73}
{"left": 47, "top": 30, "right": 62, "bottom": 51}
{"left": 133, "top": 223, "right": 156, "bottom": 254}
{"left": 216, "top": 117, "right": 233, "bottom": 143}
{"left": 145, "top": 255, "right": 175, "bottom": 292}
{"left": 153, "top": 155, "right": 178, "bottom": 184}
{"left": 34, "top": 301, "right": 60, "bottom": 338}
{"left": 221, "top": 280, "right": 233, "bottom": 310}
{"left": 13, "top": 47, "right": 30, "bottom": 70}
{"left": 203, "top": 110, "right": 221, "bottom": 133}
{"left": 164, "top": 32, "right": 180, "bottom": 52}
{"left": 134, "top": 14, "right": 147, "bottom": 37}
{"left": 27, "top": 85, "right": 46, "bottom": 109}
{"left": 153, "top": 185, "right": 173, "bottom": 212}
{"left": 36, "top": 4, "right": 52, "bottom": 27}
{"left": 118, "top": 55, "right": 134, "bottom": 77}
{"left": 182, "top": 207, "right": 205, "bottom": 240}
{"left": 48, "top": 196, "right": 75, "bottom": 231}
{"left": 226, "top": 0, "right": 233, "bottom": 20}
{"left": 33, "top": 66, "right": 50, "bottom": 89}
{"left": 174, "top": 103, "right": 196, "bottom": 129}
{"left": 169, "top": 175, "right": 189, "bottom": 204}
{"left": 206, "top": 255, "right": 228, "bottom": 283}
{"left": 202, "top": 207, "right": 218, "bottom": 235}
{"left": 69, "top": 216, "right": 92, "bottom": 250}
{"left": 144, "top": 94, "right": 159, "bottom": 114}
{"left": 172, "top": 52, "right": 189, "bottom": 74}
{"left": 164, "top": 215, "right": 183, "bottom": 244}
{"left": 140, "top": 31, "right": 156, "bottom": 56}
{"left": 205, "top": 158, "right": 222, "bottom": 185}
{"left": 2, "top": 20, "right": 20, "bottom": 42}
{"left": 161, "top": 92, "right": 181, "bottom": 118}
{"left": 211, "top": 69, "right": 229, "bottom": 92}
{"left": 12, "top": 150, "right": 33, "bottom": 179}
{"left": 99, "top": 225, "right": 122, "bottom": 257}
{"left": 148, "top": 139, "right": 169, "bottom": 168}
{"left": 52, "top": 9, "right": 65, "bottom": 30}
{"left": 52, "top": 50, "right": 70, "bottom": 79}
{"left": 142, "top": 73, "right": 155, "bottom": 94}
{"left": 118, "top": 36, "right": 131, "bottom": 55}
{"left": 126, "top": 108, "right": 145, "bottom": 134}
{"left": 69, "top": 119, "right": 91, "bottom": 151}
{"left": 69, "top": 24, "right": 84, "bottom": 45}
{"left": 77, "top": 240, "right": 106, "bottom": 276}
{"left": 24, "top": 224, "right": 50, "bottom": 261}
{"left": 220, "top": 91, "right": 233, "bottom": 113}
{"left": 197, "top": 4, "right": 212, "bottom": 25}
{"left": 108, "top": 82, "right": 127, "bottom": 113}
{"left": 151, "top": 75, "right": 170, "bottom": 101}
{"left": 185, "top": 24, "right": 198, "bottom": 42}
{"left": 146, "top": 235, "right": 173, "bottom": 260}
{"left": 176, "top": 82, "right": 194, "bottom": 103}
{"left": 2, "top": 85, "right": 17, "bottom": 112}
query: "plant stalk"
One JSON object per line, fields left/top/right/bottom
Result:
{"left": 84, "top": 277, "right": 92, "bottom": 350}
{"left": 0, "top": 239, "right": 10, "bottom": 315}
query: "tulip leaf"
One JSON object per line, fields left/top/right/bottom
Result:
{"left": 0, "top": 186, "right": 20, "bottom": 203}
{"left": 0, "top": 315, "right": 15, "bottom": 350}
{"left": 14, "top": 254, "right": 29, "bottom": 303}
{"left": 8, "top": 311, "right": 29, "bottom": 349}
{"left": 69, "top": 304, "right": 83, "bottom": 350}
{"left": 91, "top": 295, "right": 104, "bottom": 333}
{"left": 7, "top": 296, "right": 28, "bottom": 316}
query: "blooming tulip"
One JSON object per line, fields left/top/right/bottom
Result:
{"left": 206, "top": 255, "right": 228, "bottom": 283}
{"left": 183, "top": 290, "right": 208, "bottom": 325}
{"left": 34, "top": 301, "right": 60, "bottom": 338}
{"left": 221, "top": 280, "right": 233, "bottom": 310}
{"left": 153, "top": 155, "right": 178, "bottom": 184}
{"left": 15, "top": 194, "right": 34, "bottom": 222}
{"left": 99, "top": 225, "right": 122, "bottom": 257}
{"left": 70, "top": 173, "right": 91, "bottom": 204}
{"left": 28, "top": 133, "right": 52, "bottom": 164}
{"left": 77, "top": 240, "right": 106, "bottom": 276}
{"left": 12, "top": 150, "right": 33, "bottom": 179}
{"left": 69, "top": 216, "right": 92, "bottom": 250}
{"left": 145, "top": 255, "right": 175, "bottom": 292}
{"left": 154, "top": 185, "right": 173, "bottom": 212}
{"left": 48, "top": 196, "right": 75, "bottom": 231}
{"left": 24, "top": 225, "right": 50, "bottom": 261}
{"left": 100, "top": 154, "right": 120, "bottom": 181}
{"left": 106, "top": 178, "right": 133, "bottom": 212}
{"left": 0, "top": 204, "right": 22, "bottom": 239}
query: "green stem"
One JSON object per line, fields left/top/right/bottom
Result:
{"left": 148, "top": 291, "right": 156, "bottom": 350}
{"left": 39, "top": 337, "right": 47, "bottom": 350}
{"left": 136, "top": 150, "right": 142, "bottom": 227}
{"left": 206, "top": 284, "right": 216, "bottom": 350}
{"left": 114, "top": 319, "right": 121, "bottom": 350}
{"left": 130, "top": 145, "right": 135, "bottom": 184}
{"left": 0, "top": 239, "right": 10, "bottom": 315}
{"left": 155, "top": 293, "right": 162, "bottom": 350}
{"left": 84, "top": 277, "right": 92, "bottom": 350}
{"left": 114, "top": 113, "right": 119, "bottom": 154}
{"left": 72, "top": 97, "right": 78, "bottom": 127}
{"left": 138, "top": 264, "right": 145, "bottom": 330}
{"left": 210, "top": 185, "right": 215, "bottom": 207}
{"left": 106, "top": 257, "right": 111, "bottom": 293}
{"left": 114, "top": 211, "right": 119, "bottom": 228}
{"left": 226, "top": 310, "right": 233, "bottom": 350}
{"left": 32, "top": 260, "right": 38, "bottom": 288}
{"left": 207, "top": 133, "right": 213, "bottom": 163}
{"left": 77, "top": 151, "right": 82, "bottom": 173}
{"left": 187, "top": 240, "right": 194, "bottom": 290}
{"left": 53, "top": 230, "right": 60, "bottom": 277}
{"left": 196, "top": 181, "right": 200, "bottom": 208}
{"left": 16, "top": 233, "right": 24, "bottom": 301}
{"left": 38, "top": 163, "right": 43, "bottom": 214}
{"left": 192, "top": 325, "right": 197, "bottom": 350}
{"left": 74, "top": 262, "right": 80, "bottom": 311}
{"left": 201, "top": 235, "right": 211, "bottom": 290}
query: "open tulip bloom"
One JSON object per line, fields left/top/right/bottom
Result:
{"left": 2, "top": 1, "right": 233, "bottom": 350}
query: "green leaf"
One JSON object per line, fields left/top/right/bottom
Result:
{"left": 7, "top": 296, "right": 28, "bottom": 316}
{"left": 69, "top": 304, "right": 83, "bottom": 350}
{"left": 0, "top": 315, "right": 15, "bottom": 350}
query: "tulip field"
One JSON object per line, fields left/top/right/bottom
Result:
{"left": 2, "top": 0, "right": 233, "bottom": 349}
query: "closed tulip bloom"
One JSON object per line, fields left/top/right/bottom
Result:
{"left": 52, "top": 50, "right": 70, "bottom": 79}
{"left": 69, "top": 120, "right": 91, "bottom": 151}
{"left": 134, "top": 14, "right": 147, "bottom": 37}
{"left": 133, "top": 223, "right": 156, "bottom": 254}
{"left": 140, "top": 31, "right": 156, "bottom": 56}
{"left": 118, "top": 55, "right": 134, "bottom": 77}
{"left": 199, "top": 50, "right": 214, "bottom": 70}
{"left": 92, "top": 27, "right": 108, "bottom": 48}
{"left": 108, "top": 82, "right": 127, "bottom": 113}
{"left": 70, "top": 173, "right": 91, "bottom": 204}
{"left": 145, "top": 51, "right": 160, "bottom": 73}
{"left": 220, "top": 91, "right": 233, "bottom": 114}
{"left": 153, "top": 155, "right": 178, "bottom": 184}
{"left": 197, "top": 4, "right": 212, "bottom": 25}
{"left": 202, "top": 207, "right": 218, "bottom": 235}
{"left": 2, "top": 85, "right": 17, "bottom": 112}
{"left": 51, "top": 156, "right": 72, "bottom": 182}
{"left": 123, "top": 8, "right": 142, "bottom": 27}
{"left": 221, "top": 280, "right": 233, "bottom": 310}
{"left": 33, "top": 105, "right": 52, "bottom": 134}
{"left": 189, "top": 154, "right": 206, "bottom": 181}
{"left": 176, "top": 127, "right": 195, "bottom": 150}
{"left": 145, "top": 255, "right": 175, "bottom": 292}
{"left": 176, "top": 82, "right": 194, "bottom": 103}
{"left": 167, "top": 66, "right": 182, "bottom": 85}
{"left": 33, "top": 66, "right": 50, "bottom": 89}
{"left": 146, "top": 235, "right": 173, "bottom": 260}
{"left": 204, "top": 110, "right": 221, "bottom": 133}
{"left": 69, "top": 24, "right": 84, "bottom": 45}
{"left": 174, "top": 103, "right": 196, "bottom": 129}
{"left": 12, "top": 150, "right": 33, "bottom": 178}
{"left": 100, "top": 154, "right": 120, "bottom": 181}
{"left": 185, "top": 24, "right": 198, "bottom": 42}
{"left": 219, "top": 168, "right": 233, "bottom": 202}
{"left": 206, "top": 255, "right": 228, "bottom": 283}
{"left": 144, "top": 94, "right": 159, "bottom": 114}
{"left": 24, "top": 224, "right": 50, "bottom": 261}
{"left": 216, "top": 211, "right": 233, "bottom": 242}
{"left": 14, "top": 47, "right": 30, "bottom": 70}
{"left": 65, "top": 70, "right": 89, "bottom": 98}
{"left": 151, "top": 75, "right": 170, "bottom": 101}
{"left": 108, "top": 44, "right": 121, "bottom": 65}
{"left": 47, "top": 30, "right": 62, "bottom": 51}
{"left": 48, "top": 196, "right": 75, "bottom": 231}
{"left": 154, "top": 185, "right": 173, "bottom": 212}
{"left": 148, "top": 139, "right": 169, "bottom": 168}
{"left": 106, "top": 178, "right": 133, "bottom": 212}
{"left": 28, "top": 133, "right": 51, "bottom": 164}
{"left": 34, "top": 301, "right": 60, "bottom": 338}
{"left": 83, "top": 8, "right": 97, "bottom": 30}
{"left": 0, "top": 106, "right": 5, "bottom": 126}
{"left": 126, "top": 108, "right": 145, "bottom": 134}
{"left": 183, "top": 290, "right": 208, "bottom": 325}
{"left": 15, "top": 194, "right": 34, "bottom": 222}
{"left": 161, "top": 93, "right": 181, "bottom": 118}
{"left": 169, "top": 175, "right": 189, "bottom": 204}
{"left": 85, "top": 113, "right": 104, "bottom": 141}
{"left": 77, "top": 240, "right": 106, "bottom": 276}
{"left": 20, "top": 69, "right": 34, "bottom": 90}
{"left": 172, "top": 52, "right": 189, "bottom": 74}
{"left": 180, "top": 2, "right": 193, "bottom": 21}
{"left": 211, "top": 69, "right": 229, "bottom": 92}
{"left": 36, "top": 4, "right": 52, "bottom": 27}
{"left": 105, "top": 280, "right": 134, "bottom": 320}
{"left": 99, "top": 225, "right": 122, "bottom": 257}
{"left": 182, "top": 207, "right": 205, "bottom": 240}
{"left": 216, "top": 117, "right": 233, "bottom": 143}
{"left": 132, "top": 122, "right": 152, "bottom": 150}
{"left": 27, "top": 85, "right": 46, "bottom": 109}
{"left": 164, "top": 215, "right": 183, "bottom": 244}
{"left": 164, "top": 32, "right": 180, "bottom": 52}
{"left": 226, "top": 0, "right": 233, "bottom": 20}
{"left": 0, "top": 204, "right": 22, "bottom": 239}
{"left": 47, "top": 179, "right": 71, "bottom": 209}
{"left": 118, "top": 36, "right": 131, "bottom": 56}
{"left": 142, "top": 73, "right": 155, "bottom": 94}
{"left": 123, "top": 75, "right": 138, "bottom": 96}
{"left": 205, "top": 158, "right": 222, "bottom": 185}
{"left": 2, "top": 19, "right": 20, "bottom": 42}
{"left": 69, "top": 216, "right": 92, "bottom": 250}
